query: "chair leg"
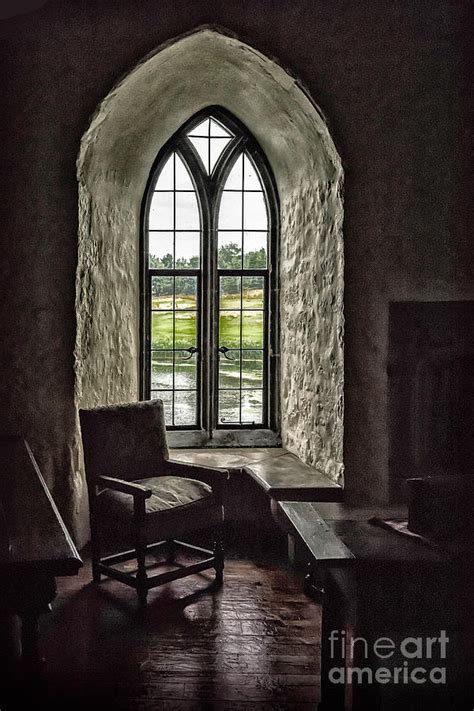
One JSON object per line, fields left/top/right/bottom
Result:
{"left": 214, "top": 525, "right": 225, "bottom": 585}
{"left": 90, "top": 529, "right": 102, "bottom": 583}
{"left": 136, "top": 543, "right": 148, "bottom": 605}
{"left": 165, "top": 539, "right": 176, "bottom": 564}
{"left": 92, "top": 563, "right": 102, "bottom": 584}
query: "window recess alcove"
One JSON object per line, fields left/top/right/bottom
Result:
{"left": 75, "top": 28, "right": 344, "bottom": 535}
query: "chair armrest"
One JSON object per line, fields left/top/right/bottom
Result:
{"left": 166, "top": 460, "right": 229, "bottom": 498}
{"left": 97, "top": 476, "right": 152, "bottom": 499}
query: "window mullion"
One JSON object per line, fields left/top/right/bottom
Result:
{"left": 201, "top": 159, "right": 213, "bottom": 436}
{"left": 172, "top": 153, "right": 176, "bottom": 426}
{"left": 209, "top": 169, "right": 218, "bottom": 435}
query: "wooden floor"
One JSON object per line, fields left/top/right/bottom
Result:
{"left": 34, "top": 548, "right": 321, "bottom": 710}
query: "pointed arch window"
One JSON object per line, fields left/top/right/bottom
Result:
{"left": 141, "top": 109, "right": 279, "bottom": 442}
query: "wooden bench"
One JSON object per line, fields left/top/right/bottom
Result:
{"left": 276, "top": 502, "right": 461, "bottom": 710}
{"left": 169, "top": 447, "right": 342, "bottom": 503}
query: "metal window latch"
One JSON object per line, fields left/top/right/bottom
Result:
{"left": 182, "top": 346, "right": 198, "bottom": 361}
{"left": 218, "top": 346, "right": 234, "bottom": 361}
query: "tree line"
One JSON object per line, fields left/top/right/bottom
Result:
{"left": 150, "top": 243, "right": 266, "bottom": 296}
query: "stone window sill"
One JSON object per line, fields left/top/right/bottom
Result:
{"left": 167, "top": 428, "right": 281, "bottom": 449}
{"left": 169, "top": 446, "right": 342, "bottom": 502}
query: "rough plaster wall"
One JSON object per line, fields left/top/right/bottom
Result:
{"left": 75, "top": 192, "right": 138, "bottom": 407}
{"left": 281, "top": 182, "right": 344, "bottom": 483}
{"left": 76, "top": 30, "right": 344, "bottom": 494}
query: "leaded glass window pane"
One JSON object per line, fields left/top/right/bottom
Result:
{"left": 144, "top": 111, "right": 275, "bottom": 432}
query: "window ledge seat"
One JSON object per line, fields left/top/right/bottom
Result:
{"left": 169, "top": 448, "right": 342, "bottom": 502}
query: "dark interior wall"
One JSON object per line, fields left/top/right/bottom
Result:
{"left": 0, "top": 0, "right": 471, "bottom": 530}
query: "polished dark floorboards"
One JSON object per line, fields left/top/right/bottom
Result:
{"left": 36, "top": 546, "right": 321, "bottom": 710}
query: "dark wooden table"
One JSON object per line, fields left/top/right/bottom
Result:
{"left": 0, "top": 437, "right": 82, "bottom": 679}
{"left": 277, "top": 501, "right": 462, "bottom": 710}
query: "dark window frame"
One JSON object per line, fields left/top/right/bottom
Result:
{"left": 140, "top": 106, "right": 280, "bottom": 444}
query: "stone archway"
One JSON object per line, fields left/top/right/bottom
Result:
{"left": 75, "top": 28, "right": 344, "bottom": 542}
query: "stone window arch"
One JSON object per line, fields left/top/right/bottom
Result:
{"left": 75, "top": 28, "right": 344, "bottom": 526}
{"left": 140, "top": 107, "right": 279, "bottom": 444}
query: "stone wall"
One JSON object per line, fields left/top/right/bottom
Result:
{"left": 75, "top": 186, "right": 139, "bottom": 408}
{"left": 280, "top": 182, "right": 344, "bottom": 483}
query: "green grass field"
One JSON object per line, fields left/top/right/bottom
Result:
{"left": 151, "top": 291, "right": 264, "bottom": 349}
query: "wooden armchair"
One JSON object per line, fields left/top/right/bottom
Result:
{"left": 79, "top": 400, "right": 228, "bottom": 605}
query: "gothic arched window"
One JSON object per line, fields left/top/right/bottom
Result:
{"left": 141, "top": 108, "right": 278, "bottom": 441}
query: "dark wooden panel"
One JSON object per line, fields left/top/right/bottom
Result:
{"left": 329, "top": 519, "right": 447, "bottom": 564}
{"left": 245, "top": 455, "right": 342, "bottom": 501}
{"left": 279, "top": 502, "right": 354, "bottom": 563}
{"left": 0, "top": 437, "right": 82, "bottom": 575}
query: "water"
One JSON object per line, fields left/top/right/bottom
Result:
{"left": 151, "top": 356, "right": 263, "bottom": 425}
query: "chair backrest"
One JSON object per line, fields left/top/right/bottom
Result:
{"left": 79, "top": 400, "right": 169, "bottom": 484}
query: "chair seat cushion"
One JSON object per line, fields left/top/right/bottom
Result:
{"left": 97, "top": 475, "right": 214, "bottom": 522}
